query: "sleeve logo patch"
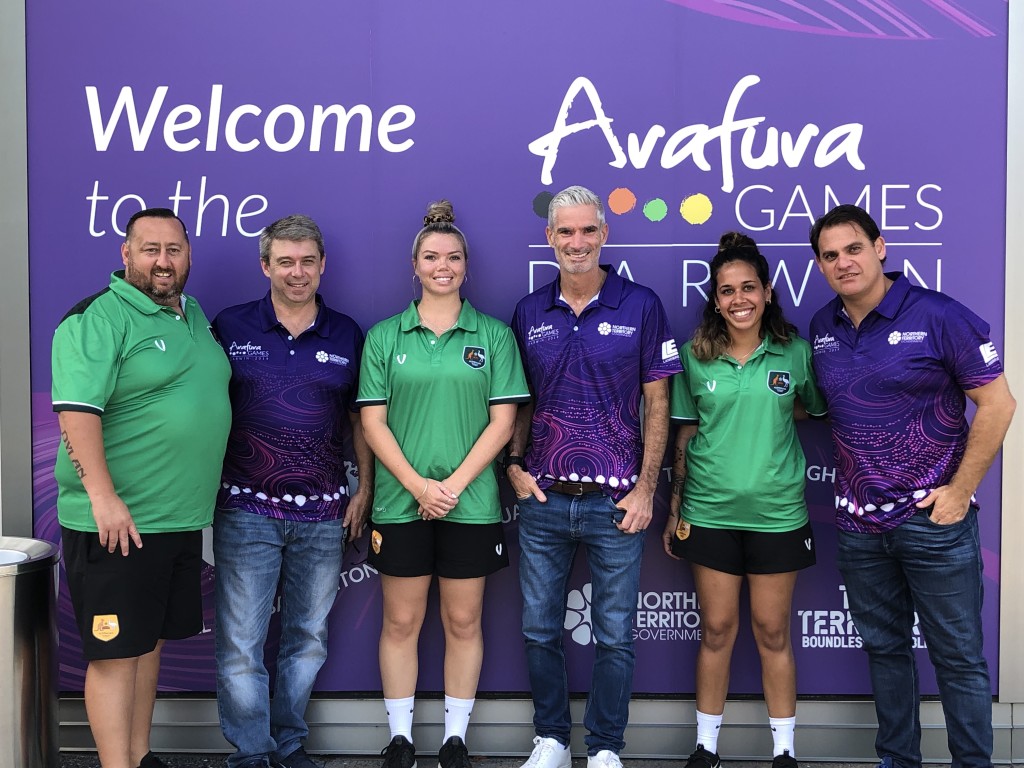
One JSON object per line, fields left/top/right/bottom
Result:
{"left": 661, "top": 339, "right": 679, "bottom": 361}
{"left": 92, "top": 614, "right": 120, "bottom": 642}
{"left": 980, "top": 342, "right": 999, "bottom": 365}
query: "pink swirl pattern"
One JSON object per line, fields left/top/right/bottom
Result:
{"left": 664, "top": 0, "right": 1005, "bottom": 39}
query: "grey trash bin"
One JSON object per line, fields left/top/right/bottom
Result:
{"left": 0, "top": 536, "right": 60, "bottom": 768}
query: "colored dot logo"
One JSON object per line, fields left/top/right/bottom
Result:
{"left": 531, "top": 187, "right": 713, "bottom": 224}
{"left": 642, "top": 198, "right": 668, "bottom": 222}
{"left": 316, "top": 351, "right": 329, "bottom": 362}
{"left": 532, "top": 191, "right": 554, "bottom": 220}
{"left": 680, "top": 193, "right": 713, "bottom": 225}
{"left": 608, "top": 188, "right": 637, "bottom": 215}
{"left": 598, "top": 322, "right": 612, "bottom": 336}
{"left": 888, "top": 331, "right": 902, "bottom": 345}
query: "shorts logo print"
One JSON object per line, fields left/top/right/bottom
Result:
{"left": 495, "top": 543, "right": 503, "bottom": 556}
{"left": 675, "top": 519, "right": 691, "bottom": 540}
{"left": 92, "top": 614, "right": 120, "bottom": 642}
{"left": 371, "top": 530, "right": 383, "bottom": 554}
{"left": 804, "top": 538, "right": 812, "bottom": 550}
{"left": 767, "top": 370, "right": 791, "bottom": 395}
{"left": 463, "top": 346, "right": 486, "bottom": 369}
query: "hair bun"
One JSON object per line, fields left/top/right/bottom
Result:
{"left": 423, "top": 200, "right": 456, "bottom": 226}
{"left": 718, "top": 231, "right": 756, "bottom": 251}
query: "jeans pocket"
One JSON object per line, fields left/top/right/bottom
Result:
{"left": 917, "top": 503, "right": 974, "bottom": 529}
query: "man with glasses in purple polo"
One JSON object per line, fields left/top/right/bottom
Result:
{"left": 506, "top": 185, "right": 681, "bottom": 768}
{"left": 808, "top": 204, "right": 1015, "bottom": 768}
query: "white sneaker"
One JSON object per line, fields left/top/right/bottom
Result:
{"left": 521, "top": 736, "right": 571, "bottom": 768}
{"left": 587, "top": 751, "right": 623, "bottom": 768}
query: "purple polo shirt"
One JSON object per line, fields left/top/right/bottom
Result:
{"left": 809, "top": 273, "right": 1003, "bottom": 533}
{"left": 212, "top": 293, "right": 364, "bottom": 522}
{"left": 511, "top": 266, "right": 682, "bottom": 498}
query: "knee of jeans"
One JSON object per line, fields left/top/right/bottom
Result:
{"left": 522, "top": 604, "right": 567, "bottom": 644}
{"left": 592, "top": 634, "right": 635, "bottom": 656}
{"left": 216, "top": 638, "right": 270, "bottom": 680}
{"left": 922, "top": 630, "right": 988, "bottom": 671}
{"left": 587, "top": 611, "right": 636, "bottom": 650}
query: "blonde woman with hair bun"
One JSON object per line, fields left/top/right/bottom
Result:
{"left": 357, "top": 201, "right": 530, "bottom": 768}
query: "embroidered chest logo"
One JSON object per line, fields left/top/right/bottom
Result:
{"left": 705, "top": 380, "right": 717, "bottom": 392}
{"left": 396, "top": 354, "right": 407, "bottom": 365}
{"left": 767, "top": 370, "right": 791, "bottom": 395}
{"left": 154, "top": 340, "right": 166, "bottom": 352}
{"left": 228, "top": 341, "right": 269, "bottom": 360}
{"left": 888, "top": 330, "right": 928, "bottom": 345}
{"left": 812, "top": 333, "right": 839, "bottom": 353}
{"left": 315, "top": 350, "right": 350, "bottom": 366}
{"left": 463, "top": 346, "right": 486, "bottom": 369}
{"left": 527, "top": 323, "right": 559, "bottom": 345}
{"left": 597, "top": 321, "right": 637, "bottom": 337}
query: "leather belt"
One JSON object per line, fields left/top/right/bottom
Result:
{"left": 547, "top": 481, "right": 604, "bottom": 496}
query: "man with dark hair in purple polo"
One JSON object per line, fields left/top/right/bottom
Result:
{"left": 808, "top": 204, "right": 1015, "bottom": 768}
{"left": 212, "top": 214, "right": 373, "bottom": 768}
{"left": 506, "top": 185, "right": 682, "bottom": 768}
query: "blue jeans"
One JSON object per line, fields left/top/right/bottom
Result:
{"left": 836, "top": 508, "right": 991, "bottom": 768}
{"left": 214, "top": 509, "right": 344, "bottom": 767}
{"left": 518, "top": 491, "right": 645, "bottom": 755}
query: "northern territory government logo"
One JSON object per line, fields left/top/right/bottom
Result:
{"left": 767, "top": 370, "right": 791, "bottom": 395}
{"left": 463, "top": 346, "right": 486, "bottom": 369}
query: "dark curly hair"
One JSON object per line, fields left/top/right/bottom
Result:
{"left": 690, "top": 232, "right": 796, "bottom": 362}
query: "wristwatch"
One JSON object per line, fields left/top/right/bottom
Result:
{"left": 503, "top": 454, "right": 527, "bottom": 473}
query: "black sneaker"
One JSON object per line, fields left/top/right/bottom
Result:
{"left": 382, "top": 735, "right": 418, "bottom": 768}
{"left": 772, "top": 751, "right": 798, "bottom": 768}
{"left": 684, "top": 746, "right": 721, "bottom": 768}
{"left": 278, "top": 747, "right": 322, "bottom": 768}
{"left": 138, "top": 753, "right": 169, "bottom": 768}
{"left": 438, "top": 736, "right": 472, "bottom": 768}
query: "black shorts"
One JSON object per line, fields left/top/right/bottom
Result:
{"left": 61, "top": 527, "right": 204, "bottom": 660}
{"left": 368, "top": 519, "right": 509, "bottom": 579}
{"left": 670, "top": 519, "right": 816, "bottom": 575}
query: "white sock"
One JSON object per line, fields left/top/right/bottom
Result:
{"left": 443, "top": 695, "right": 475, "bottom": 741}
{"left": 695, "top": 709, "right": 723, "bottom": 754}
{"left": 769, "top": 716, "right": 796, "bottom": 756}
{"left": 385, "top": 696, "right": 416, "bottom": 741}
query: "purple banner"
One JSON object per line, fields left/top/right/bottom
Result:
{"left": 27, "top": 0, "right": 1008, "bottom": 695}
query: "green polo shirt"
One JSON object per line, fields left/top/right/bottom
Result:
{"left": 670, "top": 336, "right": 826, "bottom": 532}
{"left": 52, "top": 271, "right": 232, "bottom": 533}
{"left": 357, "top": 300, "right": 530, "bottom": 524}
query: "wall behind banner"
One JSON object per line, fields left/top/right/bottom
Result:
{"left": 27, "top": 0, "right": 1009, "bottom": 695}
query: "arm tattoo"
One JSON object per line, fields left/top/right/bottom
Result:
{"left": 61, "top": 429, "right": 86, "bottom": 479}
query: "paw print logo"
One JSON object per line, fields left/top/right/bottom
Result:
{"left": 598, "top": 322, "right": 612, "bottom": 336}
{"left": 564, "top": 583, "right": 595, "bottom": 645}
{"left": 887, "top": 331, "right": 902, "bottom": 345}
{"left": 316, "top": 350, "right": 329, "bottom": 363}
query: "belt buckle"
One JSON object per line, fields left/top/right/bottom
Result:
{"left": 562, "top": 481, "right": 585, "bottom": 495}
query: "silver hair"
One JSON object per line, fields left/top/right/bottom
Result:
{"left": 547, "top": 185, "right": 606, "bottom": 229}
{"left": 259, "top": 214, "right": 325, "bottom": 263}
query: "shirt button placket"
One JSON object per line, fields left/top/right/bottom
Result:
{"left": 286, "top": 333, "right": 297, "bottom": 372}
